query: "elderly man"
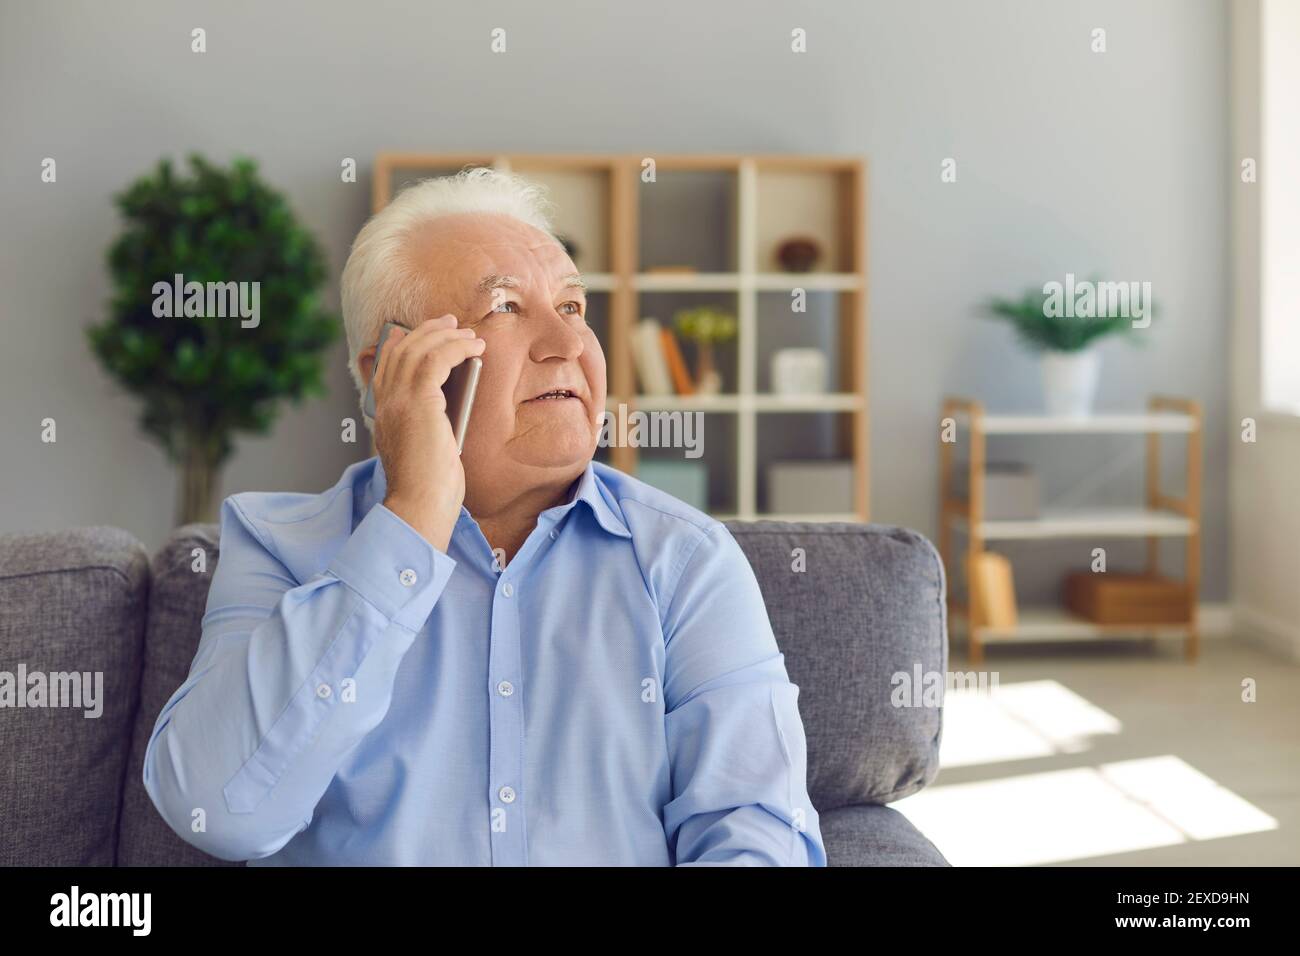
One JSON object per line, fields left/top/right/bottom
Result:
{"left": 143, "top": 168, "right": 826, "bottom": 866}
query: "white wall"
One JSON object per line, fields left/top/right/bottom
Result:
{"left": 0, "top": 0, "right": 1231, "bottom": 606}
{"left": 1229, "top": 0, "right": 1300, "bottom": 659}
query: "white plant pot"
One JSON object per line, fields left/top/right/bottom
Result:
{"left": 696, "top": 368, "right": 722, "bottom": 396}
{"left": 1040, "top": 350, "right": 1100, "bottom": 418}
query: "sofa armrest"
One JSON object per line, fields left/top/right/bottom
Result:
{"left": 725, "top": 521, "right": 948, "bottom": 809}
{"left": 820, "top": 804, "right": 950, "bottom": 866}
{"left": 0, "top": 526, "right": 150, "bottom": 865}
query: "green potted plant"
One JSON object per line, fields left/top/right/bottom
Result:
{"left": 982, "top": 278, "right": 1152, "bottom": 416}
{"left": 87, "top": 155, "right": 338, "bottom": 524}
{"left": 673, "top": 306, "right": 737, "bottom": 396}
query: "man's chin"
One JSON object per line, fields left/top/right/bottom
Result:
{"left": 508, "top": 431, "right": 596, "bottom": 471}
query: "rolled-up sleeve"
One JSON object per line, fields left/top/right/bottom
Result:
{"left": 142, "top": 496, "right": 456, "bottom": 861}
{"left": 659, "top": 524, "right": 826, "bottom": 866}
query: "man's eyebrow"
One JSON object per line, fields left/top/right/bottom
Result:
{"left": 476, "top": 273, "right": 587, "bottom": 294}
{"left": 477, "top": 274, "right": 521, "bottom": 293}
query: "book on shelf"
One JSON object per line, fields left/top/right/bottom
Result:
{"left": 632, "top": 319, "right": 672, "bottom": 395}
{"left": 634, "top": 318, "right": 699, "bottom": 396}
{"left": 966, "top": 552, "right": 1018, "bottom": 628}
{"left": 660, "top": 327, "right": 695, "bottom": 395}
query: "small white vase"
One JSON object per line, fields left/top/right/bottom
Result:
{"left": 696, "top": 369, "right": 722, "bottom": 396}
{"left": 1040, "top": 350, "right": 1100, "bottom": 418}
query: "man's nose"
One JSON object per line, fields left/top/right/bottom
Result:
{"left": 529, "top": 308, "right": 585, "bottom": 361}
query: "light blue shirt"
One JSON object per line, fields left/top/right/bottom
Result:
{"left": 143, "top": 456, "right": 826, "bottom": 866}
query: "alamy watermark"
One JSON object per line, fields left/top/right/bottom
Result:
{"left": 49, "top": 886, "right": 150, "bottom": 935}
{"left": 152, "top": 273, "right": 260, "bottom": 328}
{"left": 1042, "top": 272, "right": 1151, "bottom": 328}
{"left": 891, "top": 664, "right": 999, "bottom": 707}
{"left": 598, "top": 404, "right": 703, "bottom": 458}
{"left": 0, "top": 665, "right": 103, "bottom": 718}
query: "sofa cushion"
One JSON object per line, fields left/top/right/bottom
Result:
{"left": 819, "top": 803, "right": 949, "bottom": 866}
{"left": 118, "top": 523, "right": 237, "bottom": 866}
{"left": 726, "top": 521, "right": 947, "bottom": 811}
{"left": 0, "top": 527, "right": 149, "bottom": 866}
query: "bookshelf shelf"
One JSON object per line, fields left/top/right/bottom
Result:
{"left": 617, "top": 393, "right": 863, "bottom": 413}
{"left": 633, "top": 273, "right": 743, "bottom": 291}
{"left": 372, "top": 153, "right": 870, "bottom": 522}
{"left": 629, "top": 272, "right": 864, "bottom": 292}
{"left": 948, "top": 409, "right": 1197, "bottom": 435}
{"left": 952, "top": 606, "right": 1195, "bottom": 641}
{"left": 579, "top": 273, "right": 618, "bottom": 292}
{"left": 754, "top": 393, "right": 864, "bottom": 412}
{"left": 948, "top": 507, "right": 1197, "bottom": 541}
{"left": 753, "top": 273, "right": 863, "bottom": 291}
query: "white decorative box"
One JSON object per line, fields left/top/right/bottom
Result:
{"left": 767, "top": 460, "right": 854, "bottom": 514}
{"left": 952, "top": 461, "right": 1040, "bottom": 520}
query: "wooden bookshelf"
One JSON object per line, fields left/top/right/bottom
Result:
{"left": 372, "top": 153, "right": 870, "bottom": 521}
{"left": 938, "top": 396, "right": 1203, "bottom": 664}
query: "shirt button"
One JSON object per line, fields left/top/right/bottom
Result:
{"left": 399, "top": 568, "right": 418, "bottom": 587}
{"left": 549, "top": 529, "right": 557, "bottom": 540}
{"left": 316, "top": 683, "right": 332, "bottom": 699}
{"left": 502, "top": 582, "right": 514, "bottom": 598}
{"left": 497, "top": 680, "right": 514, "bottom": 697}
{"left": 498, "top": 786, "right": 516, "bottom": 804}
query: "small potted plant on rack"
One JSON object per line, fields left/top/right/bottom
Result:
{"left": 981, "top": 279, "right": 1153, "bottom": 417}
{"left": 673, "top": 306, "right": 737, "bottom": 397}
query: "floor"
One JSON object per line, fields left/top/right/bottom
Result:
{"left": 891, "top": 636, "right": 1300, "bottom": 866}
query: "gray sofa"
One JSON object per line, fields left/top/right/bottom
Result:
{"left": 0, "top": 520, "right": 949, "bottom": 866}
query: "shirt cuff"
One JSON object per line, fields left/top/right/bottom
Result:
{"left": 326, "top": 503, "right": 457, "bottom": 632}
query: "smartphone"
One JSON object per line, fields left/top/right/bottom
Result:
{"left": 364, "top": 321, "right": 483, "bottom": 454}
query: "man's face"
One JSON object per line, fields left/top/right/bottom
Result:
{"left": 367, "top": 211, "right": 606, "bottom": 494}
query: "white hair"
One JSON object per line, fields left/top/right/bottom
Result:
{"left": 340, "top": 166, "right": 558, "bottom": 427}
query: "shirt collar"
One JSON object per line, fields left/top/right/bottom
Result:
{"left": 560, "top": 458, "right": 633, "bottom": 538}
{"left": 362, "top": 456, "right": 631, "bottom": 540}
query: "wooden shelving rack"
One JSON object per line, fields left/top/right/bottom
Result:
{"left": 371, "top": 153, "right": 870, "bottom": 522}
{"left": 938, "top": 395, "right": 1203, "bottom": 664}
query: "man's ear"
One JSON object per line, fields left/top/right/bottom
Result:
{"left": 358, "top": 347, "right": 376, "bottom": 387}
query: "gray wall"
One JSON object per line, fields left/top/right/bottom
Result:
{"left": 0, "top": 0, "right": 1229, "bottom": 600}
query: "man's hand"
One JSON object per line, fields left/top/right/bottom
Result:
{"left": 372, "top": 314, "right": 487, "bottom": 552}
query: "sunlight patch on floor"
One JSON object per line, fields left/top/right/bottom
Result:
{"left": 893, "top": 755, "right": 1279, "bottom": 866}
{"left": 939, "top": 678, "right": 1122, "bottom": 768}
